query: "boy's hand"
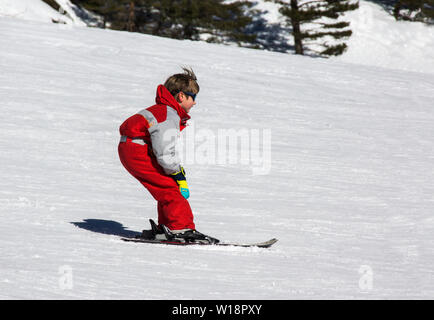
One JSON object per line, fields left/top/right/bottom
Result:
{"left": 170, "top": 167, "right": 190, "bottom": 199}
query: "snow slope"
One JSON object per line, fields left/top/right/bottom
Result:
{"left": 249, "top": 0, "right": 434, "bottom": 73}
{"left": 2, "top": 1, "right": 434, "bottom": 74}
{"left": 337, "top": 1, "right": 434, "bottom": 74}
{"left": 1, "top": 15, "right": 434, "bottom": 299}
{"left": 0, "top": 0, "right": 86, "bottom": 25}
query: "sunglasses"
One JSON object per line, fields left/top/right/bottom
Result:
{"left": 183, "top": 91, "right": 197, "bottom": 101}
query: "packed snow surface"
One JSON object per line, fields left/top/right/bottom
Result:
{"left": 1, "top": 13, "right": 434, "bottom": 299}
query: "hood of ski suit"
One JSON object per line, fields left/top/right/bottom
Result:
{"left": 118, "top": 85, "right": 191, "bottom": 141}
{"left": 155, "top": 84, "right": 191, "bottom": 128}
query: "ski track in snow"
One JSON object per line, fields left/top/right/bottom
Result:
{"left": 0, "top": 16, "right": 434, "bottom": 299}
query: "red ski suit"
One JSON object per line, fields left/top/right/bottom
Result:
{"left": 118, "top": 85, "right": 195, "bottom": 230}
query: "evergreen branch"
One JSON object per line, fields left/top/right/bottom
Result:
{"left": 302, "top": 29, "right": 352, "bottom": 40}
{"left": 299, "top": 0, "right": 326, "bottom": 8}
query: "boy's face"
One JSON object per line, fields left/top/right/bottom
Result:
{"left": 178, "top": 92, "right": 196, "bottom": 114}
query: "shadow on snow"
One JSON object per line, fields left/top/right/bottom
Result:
{"left": 71, "top": 219, "right": 141, "bottom": 238}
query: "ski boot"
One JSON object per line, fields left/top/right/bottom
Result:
{"left": 161, "top": 225, "right": 220, "bottom": 244}
{"left": 135, "top": 219, "right": 165, "bottom": 240}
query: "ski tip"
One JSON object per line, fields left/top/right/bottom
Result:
{"left": 257, "top": 238, "right": 278, "bottom": 247}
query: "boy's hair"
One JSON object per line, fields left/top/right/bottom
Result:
{"left": 164, "top": 67, "right": 199, "bottom": 99}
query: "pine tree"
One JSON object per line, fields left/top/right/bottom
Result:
{"left": 71, "top": 0, "right": 256, "bottom": 46}
{"left": 205, "top": 0, "right": 257, "bottom": 45}
{"left": 127, "top": 1, "right": 136, "bottom": 32}
{"left": 156, "top": 0, "right": 202, "bottom": 39}
{"left": 270, "top": 0, "right": 359, "bottom": 56}
{"left": 145, "top": 0, "right": 255, "bottom": 44}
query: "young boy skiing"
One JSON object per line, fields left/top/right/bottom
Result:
{"left": 118, "top": 67, "right": 218, "bottom": 244}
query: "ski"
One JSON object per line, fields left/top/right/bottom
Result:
{"left": 120, "top": 237, "right": 278, "bottom": 248}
